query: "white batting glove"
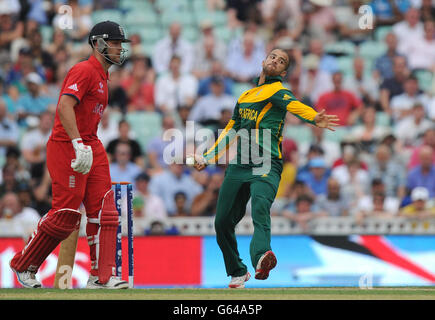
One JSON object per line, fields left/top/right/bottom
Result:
{"left": 71, "top": 138, "right": 93, "bottom": 174}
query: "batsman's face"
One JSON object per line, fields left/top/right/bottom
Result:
{"left": 262, "top": 50, "right": 288, "bottom": 77}
{"left": 107, "top": 40, "right": 123, "bottom": 63}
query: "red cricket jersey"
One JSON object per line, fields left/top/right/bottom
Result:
{"left": 50, "top": 55, "right": 109, "bottom": 142}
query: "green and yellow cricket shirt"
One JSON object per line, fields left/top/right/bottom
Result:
{"left": 203, "top": 76, "right": 318, "bottom": 167}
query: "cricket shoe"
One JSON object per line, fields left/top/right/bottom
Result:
{"left": 86, "top": 275, "right": 128, "bottom": 289}
{"left": 255, "top": 251, "right": 277, "bottom": 280}
{"left": 10, "top": 264, "right": 42, "bottom": 288}
{"left": 228, "top": 272, "right": 251, "bottom": 288}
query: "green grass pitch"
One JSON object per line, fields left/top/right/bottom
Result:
{"left": 0, "top": 287, "right": 434, "bottom": 300}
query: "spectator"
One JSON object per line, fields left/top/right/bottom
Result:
{"left": 226, "top": 0, "right": 262, "bottom": 28}
{"left": 349, "top": 106, "right": 391, "bottom": 154}
{"left": 390, "top": 75, "right": 430, "bottom": 122}
{"left": 121, "top": 56, "right": 155, "bottom": 112}
{"left": 149, "top": 163, "right": 203, "bottom": 216}
{"left": 188, "top": 76, "right": 236, "bottom": 125}
{"left": 0, "top": 146, "right": 30, "bottom": 185}
{"left": 147, "top": 115, "right": 181, "bottom": 174}
{"left": 197, "top": 59, "right": 235, "bottom": 97}
{"left": 338, "top": 0, "right": 373, "bottom": 45}
{"left": 97, "top": 108, "right": 119, "bottom": 148}
{"left": 0, "top": 192, "right": 40, "bottom": 240}
{"left": 299, "top": 157, "right": 330, "bottom": 196}
{"left": 316, "top": 71, "right": 362, "bottom": 126}
{"left": 355, "top": 191, "right": 398, "bottom": 224}
{"left": 394, "top": 103, "right": 433, "bottom": 148}
{"left": 400, "top": 186, "right": 435, "bottom": 219}
{"left": 52, "top": 0, "right": 93, "bottom": 43}
{"left": 299, "top": 125, "right": 340, "bottom": 167}
{"left": 106, "top": 119, "right": 144, "bottom": 166}
{"left": 225, "top": 29, "right": 265, "bottom": 83}
{"left": 307, "top": 38, "right": 338, "bottom": 74}
{"left": 191, "top": 172, "right": 223, "bottom": 216}
{"left": 392, "top": 7, "right": 424, "bottom": 55}
{"left": 0, "top": 98, "right": 19, "bottom": 158}
{"left": 7, "top": 47, "right": 44, "bottom": 91}
{"left": 282, "top": 193, "right": 325, "bottom": 232}
{"left": 315, "top": 177, "right": 351, "bottom": 217}
{"left": 420, "top": 0, "right": 435, "bottom": 22}
{"left": 261, "top": 0, "right": 304, "bottom": 40}
{"left": 107, "top": 66, "right": 128, "bottom": 113}
{"left": 0, "top": 4, "right": 24, "bottom": 55}
{"left": 375, "top": 32, "right": 405, "bottom": 81}
{"left": 379, "top": 56, "right": 409, "bottom": 115}
{"left": 367, "top": 143, "right": 407, "bottom": 198}
{"left": 406, "top": 145, "right": 435, "bottom": 198}
{"left": 275, "top": 138, "right": 298, "bottom": 199}
{"left": 305, "top": 0, "right": 338, "bottom": 44}
{"left": 109, "top": 142, "right": 143, "bottom": 187}
{"left": 369, "top": 0, "right": 409, "bottom": 26}
{"left": 16, "top": 72, "right": 55, "bottom": 117}
{"left": 346, "top": 56, "right": 380, "bottom": 106}
{"left": 408, "top": 127, "right": 435, "bottom": 169}
{"left": 297, "top": 144, "right": 326, "bottom": 179}
{"left": 192, "top": 21, "right": 227, "bottom": 79}
{"left": 272, "top": 180, "right": 312, "bottom": 214}
{"left": 20, "top": 110, "right": 53, "bottom": 182}
{"left": 331, "top": 157, "right": 371, "bottom": 205}
{"left": 154, "top": 55, "right": 198, "bottom": 113}
{"left": 152, "top": 22, "right": 194, "bottom": 75}
{"left": 299, "top": 54, "right": 333, "bottom": 106}
{"left": 26, "top": 29, "right": 55, "bottom": 82}
{"left": 403, "top": 20, "right": 435, "bottom": 72}
{"left": 126, "top": 172, "right": 167, "bottom": 234}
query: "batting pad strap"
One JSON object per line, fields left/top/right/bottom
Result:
{"left": 87, "top": 235, "right": 99, "bottom": 246}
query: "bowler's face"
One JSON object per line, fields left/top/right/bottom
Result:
{"left": 262, "top": 50, "right": 288, "bottom": 77}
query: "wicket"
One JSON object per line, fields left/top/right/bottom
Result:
{"left": 113, "top": 181, "right": 134, "bottom": 289}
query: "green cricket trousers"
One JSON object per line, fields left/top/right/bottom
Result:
{"left": 214, "top": 160, "right": 283, "bottom": 277}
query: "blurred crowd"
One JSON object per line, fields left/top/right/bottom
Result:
{"left": 1, "top": 0, "right": 435, "bottom": 236}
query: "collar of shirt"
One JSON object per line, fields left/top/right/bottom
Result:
{"left": 253, "top": 75, "right": 283, "bottom": 86}
{"left": 88, "top": 55, "right": 109, "bottom": 80}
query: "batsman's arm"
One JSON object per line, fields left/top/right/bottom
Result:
{"left": 58, "top": 94, "right": 81, "bottom": 140}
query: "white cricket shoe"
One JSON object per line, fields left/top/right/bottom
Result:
{"left": 228, "top": 272, "right": 251, "bottom": 289}
{"left": 86, "top": 275, "right": 128, "bottom": 289}
{"left": 255, "top": 250, "right": 277, "bottom": 280}
{"left": 11, "top": 267, "right": 42, "bottom": 288}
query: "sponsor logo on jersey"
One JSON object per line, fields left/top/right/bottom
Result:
{"left": 97, "top": 82, "right": 104, "bottom": 94}
{"left": 283, "top": 94, "right": 291, "bottom": 100}
{"left": 239, "top": 108, "right": 258, "bottom": 121}
{"left": 68, "top": 83, "right": 78, "bottom": 92}
{"left": 69, "top": 175, "right": 75, "bottom": 188}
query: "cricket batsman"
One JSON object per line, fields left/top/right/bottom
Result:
{"left": 192, "top": 48, "right": 339, "bottom": 288}
{"left": 10, "top": 21, "right": 131, "bottom": 289}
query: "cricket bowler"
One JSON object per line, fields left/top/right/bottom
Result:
{"left": 10, "top": 21, "right": 131, "bottom": 289}
{"left": 192, "top": 48, "right": 339, "bottom": 288}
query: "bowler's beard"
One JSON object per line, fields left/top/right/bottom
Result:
{"left": 263, "top": 65, "right": 281, "bottom": 77}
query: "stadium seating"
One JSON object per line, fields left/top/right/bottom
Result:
{"left": 414, "top": 69, "right": 434, "bottom": 93}
{"left": 91, "top": 9, "right": 123, "bottom": 25}
{"left": 358, "top": 40, "right": 387, "bottom": 61}
{"left": 125, "top": 112, "right": 163, "bottom": 151}
{"left": 325, "top": 41, "right": 356, "bottom": 57}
